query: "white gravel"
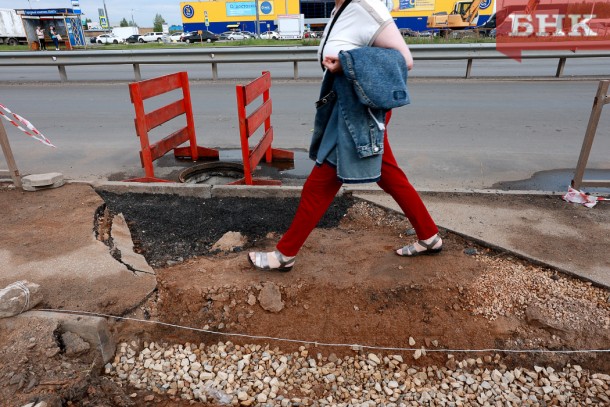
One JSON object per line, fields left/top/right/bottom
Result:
{"left": 106, "top": 341, "right": 610, "bottom": 406}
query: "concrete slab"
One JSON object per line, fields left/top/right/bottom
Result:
{"left": 355, "top": 190, "right": 610, "bottom": 288}
{"left": 0, "top": 310, "right": 116, "bottom": 363}
{"left": 0, "top": 183, "right": 157, "bottom": 316}
{"left": 22, "top": 172, "right": 63, "bottom": 187}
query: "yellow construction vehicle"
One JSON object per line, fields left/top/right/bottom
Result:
{"left": 427, "top": 0, "right": 484, "bottom": 31}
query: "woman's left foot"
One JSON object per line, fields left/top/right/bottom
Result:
{"left": 396, "top": 234, "right": 442, "bottom": 257}
{"left": 248, "top": 250, "right": 296, "bottom": 272}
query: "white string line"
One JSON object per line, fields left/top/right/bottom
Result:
{"left": 40, "top": 308, "right": 610, "bottom": 355}
{"left": 11, "top": 281, "right": 30, "bottom": 314}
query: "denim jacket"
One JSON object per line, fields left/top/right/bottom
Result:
{"left": 310, "top": 47, "right": 409, "bottom": 183}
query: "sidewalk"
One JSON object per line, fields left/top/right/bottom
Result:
{"left": 351, "top": 187, "right": 610, "bottom": 288}
{"left": 1, "top": 181, "right": 608, "bottom": 321}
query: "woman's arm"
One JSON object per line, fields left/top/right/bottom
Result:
{"left": 373, "top": 24, "right": 414, "bottom": 70}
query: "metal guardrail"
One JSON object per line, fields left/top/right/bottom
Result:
{"left": 1, "top": 44, "right": 610, "bottom": 82}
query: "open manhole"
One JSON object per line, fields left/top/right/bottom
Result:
{"left": 179, "top": 161, "right": 245, "bottom": 185}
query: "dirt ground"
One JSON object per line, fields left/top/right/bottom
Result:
{"left": 0, "top": 184, "right": 609, "bottom": 406}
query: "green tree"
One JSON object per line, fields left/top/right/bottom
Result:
{"left": 120, "top": 18, "right": 129, "bottom": 27}
{"left": 153, "top": 14, "right": 166, "bottom": 32}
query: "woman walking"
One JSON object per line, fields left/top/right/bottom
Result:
{"left": 248, "top": 0, "right": 442, "bottom": 271}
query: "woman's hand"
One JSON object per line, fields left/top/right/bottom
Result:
{"left": 322, "top": 56, "right": 343, "bottom": 73}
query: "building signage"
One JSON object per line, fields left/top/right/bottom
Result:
{"left": 399, "top": 0, "right": 435, "bottom": 11}
{"left": 226, "top": 1, "right": 274, "bottom": 17}
{"left": 479, "top": 0, "right": 492, "bottom": 9}
{"left": 183, "top": 4, "right": 195, "bottom": 18}
{"left": 71, "top": 0, "right": 81, "bottom": 14}
{"left": 23, "top": 9, "right": 73, "bottom": 15}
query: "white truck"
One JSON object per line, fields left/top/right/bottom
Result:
{"left": 0, "top": 9, "right": 27, "bottom": 46}
{"left": 277, "top": 14, "right": 305, "bottom": 40}
{"left": 111, "top": 26, "right": 139, "bottom": 41}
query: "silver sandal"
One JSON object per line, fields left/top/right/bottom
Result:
{"left": 396, "top": 235, "right": 442, "bottom": 257}
{"left": 248, "top": 250, "right": 296, "bottom": 272}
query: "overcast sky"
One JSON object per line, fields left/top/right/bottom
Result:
{"left": 4, "top": 0, "right": 184, "bottom": 27}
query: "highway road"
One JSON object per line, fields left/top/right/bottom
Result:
{"left": 1, "top": 64, "right": 609, "bottom": 192}
{"left": 1, "top": 57, "right": 610, "bottom": 82}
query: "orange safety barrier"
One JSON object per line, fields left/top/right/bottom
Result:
{"left": 126, "top": 71, "right": 219, "bottom": 182}
{"left": 229, "top": 71, "right": 294, "bottom": 185}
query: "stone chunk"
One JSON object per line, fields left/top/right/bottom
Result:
{"left": 62, "top": 331, "right": 91, "bottom": 355}
{"left": 258, "top": 282, "right": 284, "bottom": 313}
{"left": 212, "top": 231, "right": 247, "bottom": 252}
{"left": 21, "top": 173, "right": 65, "bottom": 191}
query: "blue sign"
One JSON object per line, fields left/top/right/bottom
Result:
{"left": 260, "top": 1, "right": 272, "bottom": 14}
{"left": 226, "top": 2, "right": 256, "bottom": 17}
{"left": 479, "top": 0, "right": 492, "bottom": 9}
{"left": 24, "top": 9, "right": 73, "bottom": 16}
{"left": 183, "top": 4, "right": 195, "bottom": 19}
{"left": 399, "top": 0, "right": 415, "bottom": 10}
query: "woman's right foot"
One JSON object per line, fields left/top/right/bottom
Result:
{"left": 396, "top": 234, "right": 443, "bottom": 257}
{"left": 248, "top": 250, "right": 296, "bottom": 272}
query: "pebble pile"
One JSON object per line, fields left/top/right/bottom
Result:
{"left": 106, "top": 341, "right": 610, "bottom": 406}
{"left": 468, "top": 256, "right": 610, "bottom": 329}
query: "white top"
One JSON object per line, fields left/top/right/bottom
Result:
{"left": 318, "top": 0, "right": 393, "bottom": 62}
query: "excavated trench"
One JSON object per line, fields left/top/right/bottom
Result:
{"left": 88, "top": 191, "right": 610, "bottom": 406}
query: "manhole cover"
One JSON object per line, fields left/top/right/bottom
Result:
{"left": 179, "top": 162, "right": 244, "bottom": 185}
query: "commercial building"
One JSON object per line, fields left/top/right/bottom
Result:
{"left": 180, "top": 0, "right": 494, "bottom": 33}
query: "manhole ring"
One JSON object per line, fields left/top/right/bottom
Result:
{"left": 179, "top": 162, "right": 245, "bottom": 185}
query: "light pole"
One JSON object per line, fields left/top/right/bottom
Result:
{"left": 103, "top": 0, "right": 110, "bottom": 27}
{"left": 131, "top": 9, "right": 137, "bottom": 27}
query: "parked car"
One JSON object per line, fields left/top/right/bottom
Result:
{"left": 227, "top": 31, "right": 248, "bottom": 40}
{"left": 304, "top": 31, "right": 318, "bottom": 38}
{"left": 399, "top": 28, "right": 432, "bottom": 37}
{"left": 139, "top": 32, "right": 166, "bottom": 43}
{"left": 169, "top": 32, "right": 183, "bottom": 42}
{"left": 125, "top": 34, "right": 141, "bottom": 44}
{"left": 181, "top": 30, "right": 218, "bottom": 43}
{"left": 259, "top": 30, "right": 279, "bottom": 40}
{"left": 218, "top": 31, "right": 233, "bottom": 40}
{"left": 242, "top": 31, "right": 257, "bottom": 39}
{"left": 96, "top": 33, "right": 125, "bottom": 44}
{"left": 89, "top": 35, "right": 99, "bottom": 43}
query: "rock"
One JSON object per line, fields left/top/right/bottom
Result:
{"left": 413, "top": 349, "right": 422, "bottom": 360}
{"left": 0, "top": 281, "right": 43, "bottom": 318}
{"left": 62, "top": 331, "right": 91, "bottom": 355}
{"left": 258, "top": 282, "right": 284, "bottom": 313}
{"left": 368, "top": 353, "right": 381, "bottom": 365}
{"left": 211, "top": 231, "right": 247, "bottom": 252}
{"left": 408, "top": 337, "right": 416, "bottom": 346}
{"left": 463, "top": 247, "right": 478, "bottom": 255}
{"left": 247, "top": 293, "right": 257, "bottom": 306}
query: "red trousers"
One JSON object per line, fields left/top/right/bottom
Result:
{"left": 277, "top": 119, "right": 438, "bottom": 257}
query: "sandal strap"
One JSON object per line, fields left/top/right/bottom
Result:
{"left": 255, "top": 252, "right": 269, "bottom": 269}
{"left": 274, "top": 250, "right": 295, "bottom": 268}
{"left": 418, "top": 234, "right": 441, "bottom": 250}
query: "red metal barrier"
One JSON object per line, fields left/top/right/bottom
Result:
{"left": 229, "top": 71, "right": 293, "bottom": 185}
{"left": 126, "top": 71, "right": 219, "bottom": 182}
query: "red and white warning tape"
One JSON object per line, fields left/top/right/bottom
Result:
{"left": 563, "top": 186, "right": 607, "bottom": 208}
{"left": 0, "top": 104, "right": 55, "bottom": 147}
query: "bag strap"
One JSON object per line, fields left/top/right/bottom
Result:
{"left": 319, "top": 0, "right": 353, "bottom": 70}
